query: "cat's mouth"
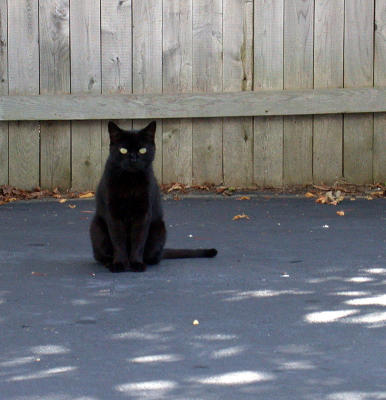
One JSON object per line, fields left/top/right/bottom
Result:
{"left": 121, "top": 160, "right": 144, "bottom": 171}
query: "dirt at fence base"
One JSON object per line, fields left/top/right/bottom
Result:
{"left": 1, "top": 181, "right": 384, "bottom": 207}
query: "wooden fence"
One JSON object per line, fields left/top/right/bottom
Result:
{"left": 0, "top": 0, "right": 385, "bottom": 190}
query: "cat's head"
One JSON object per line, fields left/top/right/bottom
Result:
{"left": 107, "top": 121, "right": 156, "bottom": 171}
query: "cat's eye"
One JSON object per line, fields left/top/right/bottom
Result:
{"left": 139, "top": 147, "right": 147, "bottom": 154}
{"left": 119, "top": 147, "right": 128, "bottom": 154}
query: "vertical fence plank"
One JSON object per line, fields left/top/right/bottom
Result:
{"left": 283, "top": 0, "right": 313, "bottom": 186}
{"left": 101, "top": 0, "right": 132, "bottom": 163}
{"left": 254, "top": 0, "right": 283, "bottom": 188}
{"left": 313, "top": 0, "right": 344, "bottom": 185}
{"left": 132, "top": 0, "right": 163, "bottom": 182}
{"left": 8, "top": 0, "right": 39, "bottom": 189}
{"left": 0, "top": 0, "right": 8, "bottom": 185}
{"left": 374, "top": 0, "right": 386, "bottom": 183}
{"left": 162, "top": 0, "right": 193, "bottom": 185}
{"left": 39, "top": 0, "right": 71, "bottom": 190}
{"left": 344, "top": 0, "right": 374, "bottom": 184}
{"left": 192, "top": 0, "right": 223, "bottom": 185}
{"left": 70, "top": 0, "right": 102, "bottom": 190}
{"left": 223, "top": 0, "right": 253, "bottom": 187}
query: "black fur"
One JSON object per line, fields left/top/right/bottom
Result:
{"left": 90, "top": 121, "right": 217, "bottom": 272}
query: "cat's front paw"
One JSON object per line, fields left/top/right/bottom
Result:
{"left": 129, "top": 261, "right": 147, "bottom": 272}
{"left": 108, "top": 262, "right": 127, "bottom": 273}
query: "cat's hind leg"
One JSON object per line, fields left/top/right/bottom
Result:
{"left": 143, "top": 219, "right": 166, "bottom": 265}
{"left": 90, "top": 216, "right": 114, "bottom": 265}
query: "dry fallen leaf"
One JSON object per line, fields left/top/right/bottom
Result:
{"left": 315, "top": 190, "right": 344, "bottom": 206}
{"left": 305, "top": 192, "right": 315, "bottom": 198}
{"left": 232, "top": 213, "right": 250, "bottom": 221}
{"left": 316, "top": 196, "right": 327, "bottom": 204}
{"left": 369, "top": 190, "right": 385, "bottom": 198}
{"left": 167, "top": 183, "right": 184, "bottom": 193}
{"left": 193, "top": 320, "right": 199, "bottom": 326}
{"left": 313, "top": 184, "right": 331, "bottom": 191}
{"left": 336, "top": 210, "right": 345, "bottom": 216}
{"left": 216, "top": 186, "right": 228, "bottom": 194}
{"left": 237, "top": 196, "right": 251, "bottom": 201}
{"left": 69, "top": 204, "right": 76, "bottom": 209}
{"left": 59, "top": 199, "right": 67, "bottom": 203}
{"left": 79, "top": 192, "right": 94, "bottom": 199}
{"left": 31, "top": 271, "right": 47, "bottom": 277}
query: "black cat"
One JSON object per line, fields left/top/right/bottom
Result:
{"left": 90, "top": 121, "right": 217, "bottom": 272}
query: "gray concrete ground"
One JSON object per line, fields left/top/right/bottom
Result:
{"left": 0, "top": 196, "right": 385, "bottom": 400}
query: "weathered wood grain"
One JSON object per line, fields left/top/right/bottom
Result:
{"left": 101, "top": 0, "right": 133, "bottom": 164}
{"left": 344, "top": 0, "right": 374, "bottom": 184}
{"left": 39, "top": 0, "right": 71, "bottom": 190}
{"left": 132, "top": 0, "right": 163, "bottom": 181}
{"left": 8, "top": 0, "right": 39, "bottom": 189}
{"left": 283, "top": 0, "right": 313, "bottom": 186}
{"left": 192, "top": 0, "right": 223, "bottom": 185}
{"left": 254, "top": 0, "right": 284, "bottom": 187}
{"left": 1, "top": 88, "right": 386, "bottom": 121}
{"left": 313, "top": 0, "right": 344, "bottom": 185}
{"left": 374, "top": 0, "right": 386, "bottom": 183}
{"left": 0, "top": 0, "right": 8, "bottom": 185}
{"left": 2, "top": 0, "right": 384, "bottom": 191}
{"left": 223, "top": 0, "right": 253, "bottom": 187}
{"left": 70, "top": 0, "right": 102, "bottom": 190}
{"left": 162, "top": 0, "right": 193, "bottom": 185}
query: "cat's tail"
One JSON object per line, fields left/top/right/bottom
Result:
{"left": 162, "top": 248, "right": 217, "bottom": 259}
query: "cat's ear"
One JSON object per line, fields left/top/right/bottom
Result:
{"left": 141, "top": 121, "right": 156, "bottom": 141}
{"left": 108, "top": 121, "right": 123, "bottom": 144}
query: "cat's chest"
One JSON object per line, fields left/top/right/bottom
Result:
{"left": 108, "top": 189, "right": 149, "bottom": 219}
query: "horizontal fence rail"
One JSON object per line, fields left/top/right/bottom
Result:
{"left": 1, "top": 88, "right": 386, "bottom": 121}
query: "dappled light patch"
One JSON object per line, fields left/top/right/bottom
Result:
{"left": 0, "top": 356, "right": 36, "bottom": 368}
{"left": 224, "top": 289, "right": 313, "bottom": 302}
{"left": 334, "top": 291, "right": 370, "bottom": 297}
{"left": 362, "top": 268, "right": 386, "bottom": 275}
{"left": 103, "top": 307, "right": 124, "bottom": 313}
{"left": 71, "top": 298, "right": 93, "bottom": 306}
{"left": 305, "top": 267, "right": 386, "bottom": 328}
{"left": 111, "top": 325, "right": 174, "bottom": 342}
{"left": 345, "top": 294, "right": 386, "bottom": 306}
{"left": 275, "top": 360, "right": 316, "bottom": 371}
{"left": 276, "top": 344, "right": 319, "bottom": 356}
{"left": 192, "top": 370, "right": 275, "bottom": 385}
{"left": 346, "top": 276, "right": 375, "bottom": 283}
{"left": 344, "top": 312, "right": 386, "bottom": 328}
{"left": 0, "top": 396, "right": 99, "bottom": 400}
{"left": 304, "top": 309, "right": 359, "bottom": 324}
{"left": 30, "top": 345, "right": 70, "bottom": 355}
{"left": 129, "top": 354, "right": 182, "bottom": 364}
{"left": 115, "top": 380, "right": 177, "bottom": 399}
{"left": 327, "top": 391, "right": 386, "bottom": 400}
{"left": 111, "top": 330, "right": 161, "bottom": 341}
{"left": 308, "top": 276, "right": 346, "bottom": 284}
{"left": 7, "top": 366, "right": 77, "bottom": 382}
{"left": 210, "top": 346, "right": 245, "bottom": 359}
{"left": 195, "top": 333, "right": 237, "bottom": 341}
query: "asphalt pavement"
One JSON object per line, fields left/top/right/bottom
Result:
{"left": 0, "top": 196, "right": 385, "bottom": 400}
